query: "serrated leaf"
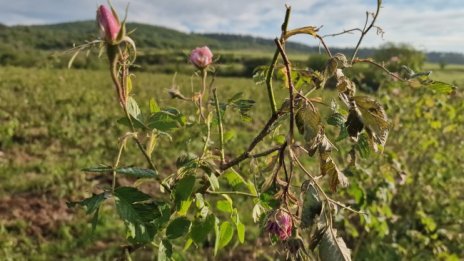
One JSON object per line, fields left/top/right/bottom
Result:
{"left": 320, "top": 157, "right": 348, "bottom": 192}
{"left": 300, "top": 181, "right": 322, "bottom": 229}
{"left": 319, "top": 229, "right": 352, "bottom": 261}
{"left": 353, "top": 96, "right": 389, "bottom": 146}
{"left": 117, "top": 116, "right": 147, "bottom": 130}
{"left": 166, "top": 217, "right": 191, "bottom": 240}
{"left": 148, "top": 107, "right": 186, "bottom": 132}
{"left": 190, "top": 215, "right": 215, "bottom": 243}
{"left": 215, "top": 221, "right": 234, "bottom": 255}
{"left": 231, "top": 99, "right": 255, "bottom": 119}
{"left": 67, "top": 192, "right": 106, "bottom": 215}
{"left": 67, "top": 192, "right": 107, "bottom": 231}
{"left": 113, "top": 187, "right": 159, "bottom": 243}
{"left": 252, "top": 66, "right": 270, "bottom": 85}
{"left": 327, "top": 112, "right": 345, "bottom": 127}
{"left": 427, "top": 81, "right": 455, "bottom": 94}
{"left": 355, "top": 133, "right": 371, "bottom": 159}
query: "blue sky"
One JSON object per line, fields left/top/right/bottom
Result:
{"left": 1, "top": 0, "right": 463, "bottom": 53}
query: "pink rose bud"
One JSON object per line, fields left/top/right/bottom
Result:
{"left": 96, "top": 5, "right": 121, "bottom": 43}
{"left": 189, "top": 46, "right": 213, "bottom": 69}
{"left": 266, "top": 210, "right": 293, "bottom": 241}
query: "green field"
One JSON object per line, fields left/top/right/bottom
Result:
{"left": 0, "top": 64, "right": 463, "bottom": 260}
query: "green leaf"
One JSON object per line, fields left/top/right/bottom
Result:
{"left": 252, "top": 66, "right": 269, "bottom": 85}
{"left": 190, "top": 215, "right": 215, "bottom": 244}
{"left": 117, "top": 116, "right": 147, "bottom": 130}
{"left": 150, "top": 98, "right": 161, "bottom": 113}
{"left": 127, "top": 96, "right": 141, "bottom": 120}
{"left": 230, "top": 98, "right": 255, "bottom": 119}
{"left": 426, "top": 81, "right": 455, "bottom": 94}
{"left": 223, "top": 130, "right": 236, "bottom": 143}
{"left": 215, "top": 221, "right": 234, "bottom": 255}
{"left": 81, "top": 166, "right": 113, "bottom": 173}
{"left": 237, "top": 222, "right": 245, "bottom": 244}
{"left": 116, "top": 167, "right": 157, "bottom": 178}
{"left": 113, "top": 187, "right": 159, "bottom": 243}
{"left": 227, "top": 92, "right": 244, "bottom": 103}
{"left": 166, "top": 217, "right": 191, "bottom": 240}
{"left": 158, "top": 239, "right": 172, "bottom": 261}
{"left": 208, "top": 173, "right": 220, "bottom": 191}
{"left": 319, "top": 229, "right": 352, "bottom": 261}
{"left": 67, "top": 192, "right": 107, "bottom": 231}
{"left": 148, "top": 108, "right": 186, "bottom": 132}
{"left": 82, "top": 166, "right": 156, "bottom": 178}
{"left": 67, "top": 192, "right": 107, "bottom": 215}
{"left": 231, "top": 211, "right": 245, "bottom": 244}
{"left": 300, "top": 181, "right": 322, "bottom": 229}
{"left": 174, "top": 175, "right": 196, "bottom": 214}
{"left": 222, "top": 169, "right": 245, "bottom": 188}
{"left": 327, "top": 112, "right": 345, "bottom": 127}
{"left": 216, "top": 200, "right": 233, "bottom": 213}
{"left": 355, "top": 133, "right": 371, "bottom": 159}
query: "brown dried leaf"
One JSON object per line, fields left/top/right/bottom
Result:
{"left": 320, "top": 156, "right": 348, "bottom": 192}
{"left": 295, "top": 103, "right": 323, "bottom": 156}
{"left": 353, "top": 96, "right": 389, "bottom": 146}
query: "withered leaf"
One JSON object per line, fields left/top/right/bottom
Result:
{"left": 333, "top": 53, "right": 350, "bottom": 69}
{"left": 345, "top": 109, "right": 364, "bottom": 141}
{"left": 320, "top": 156, "right": 348, "bottom": 192}
{"left": 353, "top": 96, "right": 389, "bottom": 147}
{"left": 295, "top": 103, "right": 323, "bottom": 156}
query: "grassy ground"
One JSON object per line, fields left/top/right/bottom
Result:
{"left": 0, "top": 66, "right": 291, "bottom": 260}
{"left": 0, "top": 63, "right": 462, "bottom": 260}
{"left": 424, "top": 63, "right": 464, "bottom": 87}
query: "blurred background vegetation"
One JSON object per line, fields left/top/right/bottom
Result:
{"left": 0, "top": 21, "right": 462, "bottom": 260}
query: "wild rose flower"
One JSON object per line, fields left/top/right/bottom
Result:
{"left": 96, "top": 5, "right": 121, "bottom": 43}
{"left": 189, "top": 46, "right": 213, "bottom": 69}
{"left": 266, "top": 210, "right": 293, "bottom": 240}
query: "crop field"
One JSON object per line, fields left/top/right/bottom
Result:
{"left": 0, "top": 64, "right": 463, "bottom": 260}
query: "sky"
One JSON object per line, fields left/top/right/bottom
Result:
{"left": 0, "top": 0, "right": 463, "bottom": 53}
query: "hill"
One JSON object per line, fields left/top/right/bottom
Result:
{"left": 0, "top": 21, "right": 463, "bottom": 66}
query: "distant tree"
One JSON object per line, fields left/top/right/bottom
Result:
{"left": 307, "top": 53, "right": 330, "bottom": 72}
{"left": 439, "top": 60, "right": 447, "bottom": 70}
{"left": 374, "top": 42, "right": 425, "bottom": 72}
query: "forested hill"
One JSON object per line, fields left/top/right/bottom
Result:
{"left": 0, "top": 20, "right": 463, "bottom": 64}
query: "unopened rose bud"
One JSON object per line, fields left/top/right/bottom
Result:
{"left": 189, "top": 46, "right": 213, "bottom": 69}
{"left": 96, "top": 5, "right": 121, "bottom": 43}
{"left": 266, "top": 209, "right": 293, "bottom": 241}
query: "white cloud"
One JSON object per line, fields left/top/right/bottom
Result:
{"left": 0, "top": 0, "right": 462, "bottom": 53}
